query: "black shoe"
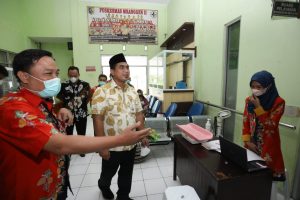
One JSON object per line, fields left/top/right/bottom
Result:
{"left": 99, "top": 186, "right": 114, "bottom": 199}
{"left": 80, "top": 154, "right": 85, "bottom": 157}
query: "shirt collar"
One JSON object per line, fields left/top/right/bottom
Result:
{"left": 20, "top": 88, "right": 53, "bottom": 110}
{"left": 111, "top": 78, "right": 129, "bottom": 90}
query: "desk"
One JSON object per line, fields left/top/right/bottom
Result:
{"left": 173, "top": 135, "right": 272, "bottom": 200}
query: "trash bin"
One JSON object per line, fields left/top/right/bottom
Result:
{"left": 163, "top": 185, "right": 200, "bottom": 200}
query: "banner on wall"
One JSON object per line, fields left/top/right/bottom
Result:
{"left": 87, "top": 7, "right": 158, "bottom": 44}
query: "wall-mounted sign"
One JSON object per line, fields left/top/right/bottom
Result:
{"left": 86, "top": 66, "right": 96, "bottom": 72}
{"left": 272, "top": 1, "right": 300, "bottom": 18}
{"left": 87, "top": 7, "right": 158, "bottom": 44}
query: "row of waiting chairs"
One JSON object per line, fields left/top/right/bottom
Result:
{"left": 145, "top": 115, "right": 212, "bottom": 145}
{"left": 146, "top": 96, "right": 205, "bottom": 118}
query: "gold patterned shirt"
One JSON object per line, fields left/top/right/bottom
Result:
{"left": 91, "top": 79, "right": 143, "bottom": 151}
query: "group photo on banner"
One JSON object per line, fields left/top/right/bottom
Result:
{"left": 88, "top": 7, "right": 158, "bottom": 44}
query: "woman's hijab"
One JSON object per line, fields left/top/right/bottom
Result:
{"left": 248, "top": 70, "right": 279, "bottom": 113}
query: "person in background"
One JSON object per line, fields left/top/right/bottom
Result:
{"left": 57, "top": 66, "right": 91, "bottom": 157}
{"left": 0, "top": 49, "right": 150, "bottom": 200}
{"left": 137, "top": 89, "right": 149, "bottom": 112}
{"left": 0, "top": 65, "right": 9, "bottom": 97}
{"left": 92, "top": 53, "right": 149, "bottom": 200}
{"left": 242, "top": 70, "right": 285, "bottom": 181}
{"left": 90, "top": 73, "right": 107, "bottom": 98}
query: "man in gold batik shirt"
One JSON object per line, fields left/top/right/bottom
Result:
{"left": 92, "top": 53, "right": 148, "bottom": 200}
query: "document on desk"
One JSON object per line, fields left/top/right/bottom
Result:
{"left": 246, "top": 149, "right": 264, "bottom": 162}
{"left": 202, "top": 140, "right": 220, "bottom": 153}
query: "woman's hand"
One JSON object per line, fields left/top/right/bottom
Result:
{"left": 250, "top": 95, "right": 261, "bottom": 108}
{"left": 245, "top": 141, "right": 259, "bottom": 154}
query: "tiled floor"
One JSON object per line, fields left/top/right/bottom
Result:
{"left": 66, "top": 118, "right": 181, "bottom": 200}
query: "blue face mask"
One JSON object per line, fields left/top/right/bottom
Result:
{"left": 27, "top": 74, "right": 61, "bottom": 98}
{"left": 98, "top": 81, "right": 106, "bottom": 86}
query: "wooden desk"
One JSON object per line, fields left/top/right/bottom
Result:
{"left": 161, "top": 89, "right": 194, "bottom": 112}
{"left": 173, "top": 135, "right": 272, "bottom": 200}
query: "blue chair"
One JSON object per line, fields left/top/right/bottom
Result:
{"left": 175, "top": 81, "right": 187, "bottom": 89}
{"left": 148, "top": 96, "right": 157, "bottom": 111}
{"left": 164, "top": 103, "right": 177, "bottom": 118}
{"left": 186, "top": 102, "right": 204, "bottom": 117}
{"left": 146, "top": 99, "right": 162, "bottom": 117}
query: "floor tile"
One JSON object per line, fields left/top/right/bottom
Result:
{"left": 147, "top": 193, "right": 164, "bottom": 200}
{"left": 90, "top": 154, "right": 102, "bottom": 164}
{"left": 70, "top": 175, "right": 85, "bottom": 189}
{"left": 159, "top": 165, "right": 173, "bottom": 178}
{"left": 130, "top": 180, "right": 147, "bottom": 197}
{"left": 72, "top": 154, "right": 92, "bottom": 165}
{"left": 140, "top": 157, "right": 158, "bottom": 169}
{"left": 66, "top": 188, "right": 79, "bottom": 200}
{"left": 132, "top": 168, "right": 144, "bottom": 181}
{"left": 133, "top": 196, "right": 147, "bottom": 200}
{"left": 75, "top": 186, "right": 100, "bottom": 200}
{"left": 142, "top": 167, "right": 162, "bottom": 180}
{"left": 163, "top": 177, "right": 181, "bottom": 187}
{"left": 156, "top": 157, "right": 172, "bottom": 167}
{"left": 69, "top": 164, "right": 89, "bottom": 176}
{"left": 86, "top": 163, "right": 101, "bottom": 174}
{"left": 81, "top": 173, "right": 99, "bottom": 187}
{"left": 144, "top": 178, "right": 166, "bottom": 195}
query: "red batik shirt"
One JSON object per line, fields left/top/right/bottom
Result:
{"left": 0, "top": 89, "right": 64, "bottom": 200}
{"left": 242, "top": 96, "right": 285, "bottom": 177}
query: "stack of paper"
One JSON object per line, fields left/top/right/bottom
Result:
{"left": 201, "top": 139, "right": 221, "bottom": 153}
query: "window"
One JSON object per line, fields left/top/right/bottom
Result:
{"left": 101, "top": 55, "right": 148, "bottom": 93}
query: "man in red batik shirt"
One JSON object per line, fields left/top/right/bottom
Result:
{"left": 0, "top": 49, "right": 150, "bottom": 200}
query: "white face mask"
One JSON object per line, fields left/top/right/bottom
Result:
{"left": 252, "top": 88, "right": 267, "bottom": 96}
{"left": 70, "top": 77, "right": 78, "bottom": 83}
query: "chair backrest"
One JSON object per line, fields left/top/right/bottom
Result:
{"left": 187, "top": 102, "right": 204, "bottom": 116}
{"left": 149, "top": 96, "right": 157, "bottom": 110}
{"left": 164, "top": 103, "right": 177, "bottom": 118}
{"left": 175, "top": 81, "right": 187, "bottom": 89}
{"left": 168, "top": 116, "right": 190, "bottom": 137}
{"left": 146, "top": 95, "right": 152, "bottom": 102}
{"left": 191, "top": 115, "right": 212, "bottom": 128}
{"left": 151, "top": 99, "right": 161, "bottom": 114}
{"left": 145, "top": 117, "right": 168, "bottom": 134}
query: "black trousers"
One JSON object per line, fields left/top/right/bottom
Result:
{"left": 66, "top": 117, "right": 87, "bottom": 136}
{"left": 98, "top": 147, "right": 136, "bottom": 198}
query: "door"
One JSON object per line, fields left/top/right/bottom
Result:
{"left": 223, "top": 20, "right": 240, "bottom": 141}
